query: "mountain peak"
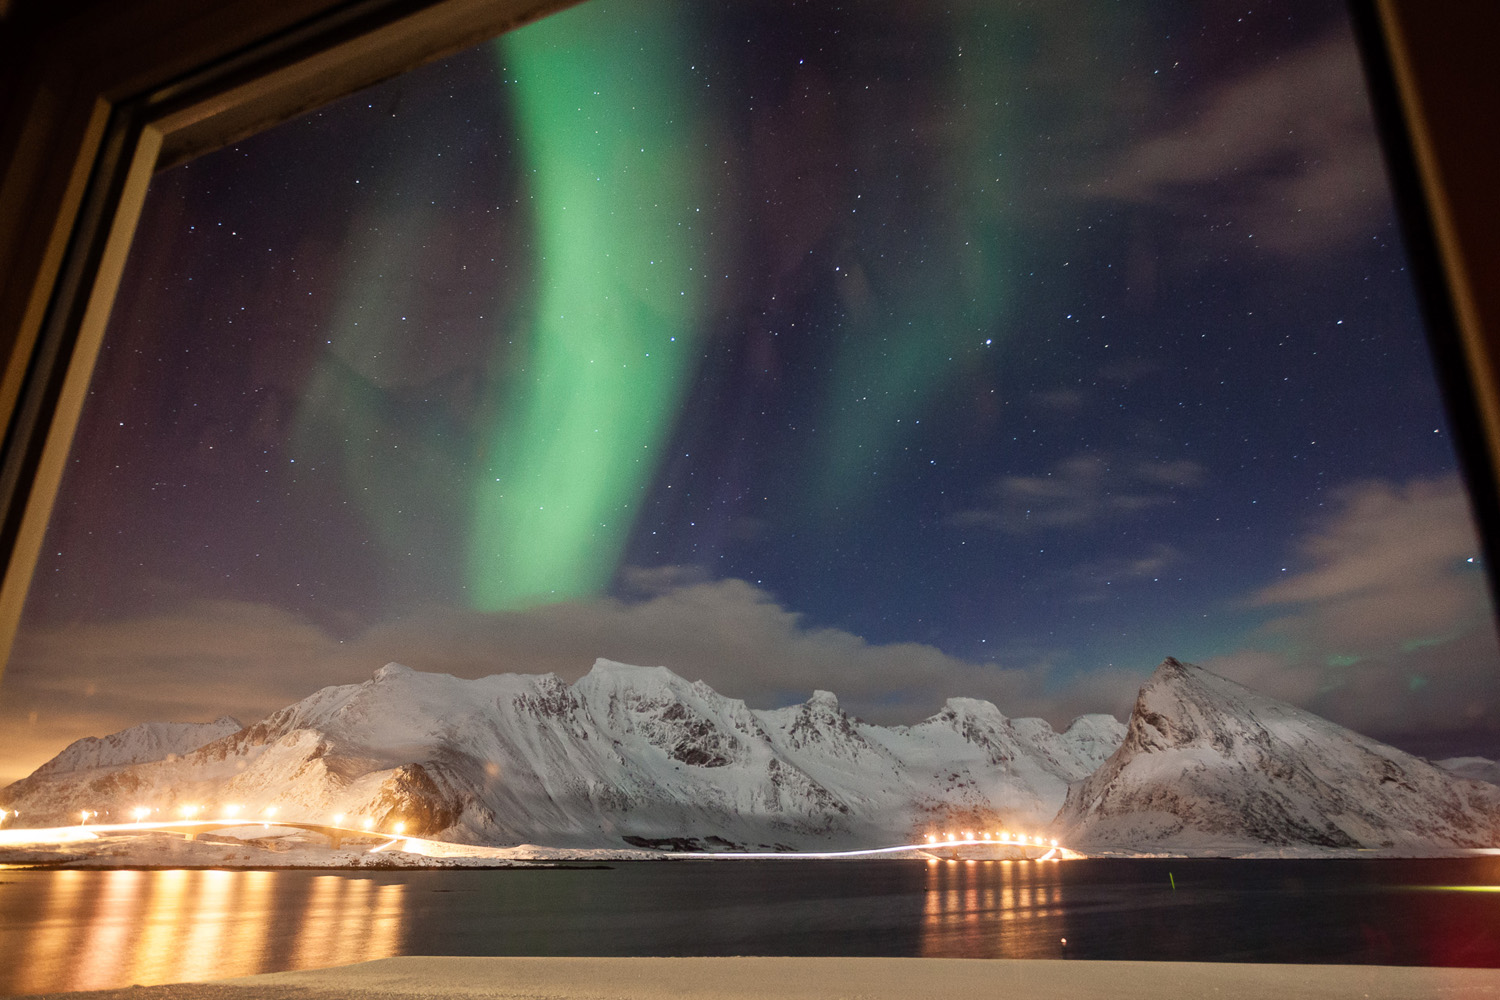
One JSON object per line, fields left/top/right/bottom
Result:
{"left": 808, "top": 689, "right": 839, "bottom": 710}
{"left": 373, "top": 662, "right": 414, "bottom": 682}
{"left": 586, "top": 658, "right": 672, "bottom": 678}
{"left": 1057, "top": 658, "right": 1500, "bottom": 852}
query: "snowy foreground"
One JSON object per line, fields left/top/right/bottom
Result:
{"left": 4, "top": 657, "right": 1500, "bottom": 862}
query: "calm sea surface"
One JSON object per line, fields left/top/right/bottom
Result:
{"left": 3, "top": 858, "right": 1500, "bottom": 995}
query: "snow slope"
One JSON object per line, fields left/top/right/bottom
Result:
{"left": 1, "top": 660, "right": 1122, "bottom": 849}
{"left": 1054, "top": 658, "right": 1500, "bottom": 853}
{"left": 1437, "top": 757, "right": 1500, "bottom": 787}
{"left": 33, "top": 717, "right": 242, "bottom": 775}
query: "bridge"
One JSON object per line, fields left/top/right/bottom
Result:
{"left": 0, "top": 814, "right": 1074, "bottom": 860}
{"left": 682, "top": 832, "right": 1066, "bottom": 861}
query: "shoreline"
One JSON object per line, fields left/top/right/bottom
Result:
{"left": 14, "top": 956, "right": 1500, "bottom": 1000}
{"left": 5, "top": 848, "right": 1500, "bottom": 872}
{"left": 4, "top": 827, "right": 1499, "bottom": 870}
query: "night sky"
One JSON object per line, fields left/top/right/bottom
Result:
{"left": 4, "top": 0, "right": 1498, "bottom": 782}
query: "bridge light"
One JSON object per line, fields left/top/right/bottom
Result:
{"left": 225, "top": 804, "right": 241, "bottom": 817}
{"left": 333, "top": 813, "right": 345, "bottom": 826}
{"left": 132, "top": 807, "right": 149, "bottom": 822}
{"left": 1051, "top": 839, "right": 1058, "bottom": 847}
{"left": 80, "top": 810, "right": 89, "bottom": 825}
{"left": 361, "top": 818, "right": 374, "bottom": 830}
{"left": 394, "top": 821, "right": 406, "bottom": 835}
{"left": 926, "top": 834, "right": 935, "bottom": 843}
{"left": 264, "top": 806, "right": 277, "bottom": 818}
{"left": 946, "top": 832, "right": 956, "bottom": 841}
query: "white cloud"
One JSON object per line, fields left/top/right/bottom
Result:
{"left": 1208, "top": 476, "right": 1500, "bottom": 745}
{"left": 1253, "top": 477, "right": 1487, "bottom": 653}
{"left": 953, "top": 453, "right": 1204, "bottom": 533}
{"left": 1063, "top": 543, "right": 1186, "bottom": 604}
{"left": 1088, "top": 34, "right": 1389, "bottom": 255}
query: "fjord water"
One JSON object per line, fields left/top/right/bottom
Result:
{"left": 3, "top": 859, "right": 1500, "bottom": 995}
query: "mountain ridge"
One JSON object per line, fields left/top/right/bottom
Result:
{"left": 1, "top": 658, "right": 1121, "bottom": 849}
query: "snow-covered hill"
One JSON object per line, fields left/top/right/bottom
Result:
{"left": 1054, "top": 658, "right": 1500, "bottom": 853}
{"left": 1437, "top": 756, "right": 1500, "bottom": 787}
{"left": 1, "top": 660, "right": 1122, "bottom": 849}
{"left": 33, "top": 717, "right": 242, "bottom": 775}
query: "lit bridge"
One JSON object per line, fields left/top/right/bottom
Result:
{"left": 682, "top": 832, "right": 1068, "bottom": 861}
{"left": 0, "top": 814, "right": 1073, "bottom": 861}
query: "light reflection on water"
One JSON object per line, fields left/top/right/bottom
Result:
{"left": 919, "top": 858, "right": 1069, "bottom": 959}
{"left": 0, "top": 869, "right": 408, "bottom": 995}
{"left": 4, "top": 858, "right": 1500, "bottom": 993}
{"left": 291, "top": 874, "right": 405, "bottom": 972}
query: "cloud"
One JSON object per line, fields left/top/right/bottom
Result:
{"left": 953, "top": 453, "right": 1204, "bottom": 533}
{"left": 1088, "top": 34, "right": 1390, "bottom": 255}
{"left": 0, "top": 601, "right": 372, "bottom": 786}
{"left": 1029, "top": 388, "right": 1087, "bottom": 415}
{"left": 1, "top": 580, "right": 1143, "bottom": 784}
{"left": 1253, "top": 477, "right": 1486, "bottom": 652}
{"left": 1207, "top": 476, "right": 1500, "bottom": 747}
{"left": 1063, "top": 543, "right": 1186, "bottom": 603}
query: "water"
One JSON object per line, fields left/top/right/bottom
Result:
{"left": 3, "top": 858, "right": 1500, "bottom": 995}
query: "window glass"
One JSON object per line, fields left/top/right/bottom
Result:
{"left": 5, "top": 0, "right": 1494, "bottom": 779}
{"left": 3, "top": 0, "right": 1495, "bottom": 827}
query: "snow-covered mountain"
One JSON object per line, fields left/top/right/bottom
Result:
{"left": 33, "top": 717, "right": 242, "bottom": 775}
{"left": 1437, "top": 756, "right": 1500, "bottom": 787}
{"left": 1, "top": 660, "right": 1123, "bottom": 849}
{"left": 1054, "top": 658, "right": 1500, "bottom": 853}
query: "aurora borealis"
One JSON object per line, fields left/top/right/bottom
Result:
{"left": 2, "top": 0, "right": 1497, "bottom": 782}
{"left": 469, "top": 5, "right": 718, "bottom": 609}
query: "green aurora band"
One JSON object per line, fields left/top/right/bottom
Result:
{"left": 469, "top": 3, "right": 714, "bottom": 610}
{"left": 809, "top": 13, "right": 1018, "bottom": 513}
